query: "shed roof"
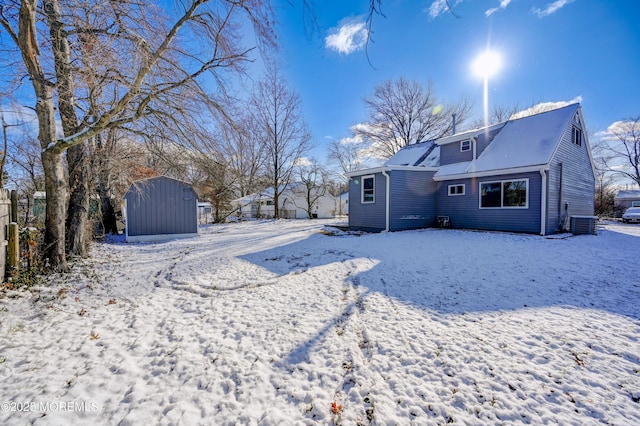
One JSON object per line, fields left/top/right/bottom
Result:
{"left": 125, "top": 175, "right": 196, "bottom": 198}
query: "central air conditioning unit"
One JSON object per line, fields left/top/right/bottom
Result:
{"left": 570, "top": 216, "right": 597, "bottom": 235}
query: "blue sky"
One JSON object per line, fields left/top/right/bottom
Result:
{"left": 265, "top": 0, "right": 640, "bottom": 154}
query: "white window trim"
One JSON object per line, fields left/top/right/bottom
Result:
{"left": 632, "top": 201, "right": 640, "bottom": 207}
{"left": 361, "top": 175, "right": 375, "bottom": 204}
{"left": 572, "top": 126, "right": 582, "bottom": 146}
{"left": 478, "top": 178, "right": 529, "bottom": 209}
{"left": 448, "top": 184, "right": 465, "bottom": 196}
{"left": 460, "top": 140, "right": 471, "bottom": 152}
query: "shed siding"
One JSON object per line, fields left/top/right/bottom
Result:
{"left": 126, "top": 177, "right": 197, "bottom": 237}
{"left": 437, "top": 171, "right": 542, "bottom": 233}
{"left": 348, "top": 172, "right": 387, "bottom": 231}
{"left": 389, "top": 170, "right": 438, "bottom": 231}
{"left": 546, "top": 114, "right": 595, "bottom": 234}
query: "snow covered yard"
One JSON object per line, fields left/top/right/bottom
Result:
{"left": 1, "top": 220, "right": 639, "bottom": 425}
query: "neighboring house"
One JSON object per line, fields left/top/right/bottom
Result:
{"left": 231, "top": 183, "right": 336, "bottom": 219}
{"left": 614, "top": 190, "right": 640, "bottom": 212}
{"left": 28, "top": 191, "right": 99, "bottom": 225}
{"left": 33, "top": 191, "right": 47, "bottom": 221}
{"left": 347, "top": 103, "right": 596, "bottom": 235}
{"left": 197, "top": 201, "right": 214, "bottom": 224}
{"left": 124, "top": 176, "right": 198, "bottom": 242}
{"left": 337, "top": 191, "right": 349, "bottom": 216}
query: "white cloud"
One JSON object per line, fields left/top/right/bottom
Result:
{"left": 294, "top": 157, "right": 313, "bottom": 167}
{"left": 532, "top": 0, "right": 575, "bottom": 17}
{"left": 486, "top": 0, "right": 512, "bottom": 17}
{"left": 509, "top": 96, "right": 583, "bottom": 119}
{"left": 425, "top": 0, "right": 463, "bottom": 19}
{"left": 596, "top": 119, "right": 640, "bottom": 141}
{"left": 426, "top": 0, "right": 449, "bottom": 18}
{"left": 325, "top": 18, "right": 368, "bottom": 55}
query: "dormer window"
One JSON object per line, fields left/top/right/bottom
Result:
{"left": 460, "top": 140, "right": 471, "bottom": 152}
{"left": 572, "top": 126, "right": 582, "bottom": 147}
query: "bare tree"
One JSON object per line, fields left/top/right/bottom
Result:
{"left": 6, "top": 133, "right": 44, "bottom": 224}
{"left": 328, "top": 137, "right": 367, "bottom": 175}
{"left": 597, "top": 117, "right": 640, "bottom": 188}
{"left": 470, "top": 103, "right": 523, "bottom": 128}
{"left": 250, "top": 66, "right": 312, "bottom": 218}
{"left": 218, "top": 109, "right": 268, "bottom": 198}
{"left": 292, "top": 159, "right": 328, "bottom": 219}
{"left": 0, "top": 0, "right": 275, "bottom": 271}
{"left": 356, "top": 77, "right": 471, "bottom": 158}
{"left": 1, "top": 109, "right": 13, "bottom": 188}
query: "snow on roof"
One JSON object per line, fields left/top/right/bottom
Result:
{"left": 473, "top": 104, "right": 578, "bottom": 171}
{"left": 615, "top": 190, "right": 640, "bottom": 199}
{"left": 436, "top": 161, "right": 472, "bottom": 177}
{"left": 385, "top": 141, "right": 439, "bottom": 167}
{"left": 435, "top": 122, "right": 504, "bottom": 146}
{"left": 436, "top": 103, "right": 579, "bottom": 178}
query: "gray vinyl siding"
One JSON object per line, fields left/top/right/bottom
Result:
{"left": 546, "top": 115, "right": 595, "bottom": 234}
{"left": 388, "top": 170, "right": 438, "bottom": 231}
{"left": 440, "top": 141, "right": 473, "bottom": 165}
{"left": 437, "top": 171, "right": 542, "bottom": 233}
{"left": 440, "top": 127, "right": 503, "bottom": 165}
{"left": 126, "top": 176, "right": 198, "bottom": 237}
{"left": 348, "top": 172, "right": 387, "bottom": 231}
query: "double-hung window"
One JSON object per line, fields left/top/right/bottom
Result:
{"left": 361, "top": 175, "right": 375, "bottom": 203}
{"left": 460, "top": 140, "right": 471, "bottom": 152}
{"left": 572, "top": 126, "right": 582, "bottom": 146}
{"left": 480, "top": 179, "right": 528, "bottom": 208}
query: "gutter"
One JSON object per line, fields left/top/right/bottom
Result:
{"left": 433, "top": 164, "right": 547, "bottom": 182}
{"left": 381, "top": 169, "right": 390, "bottom": 232}
{"left": 345, "top": 165, "right": 437, "bottom": 178}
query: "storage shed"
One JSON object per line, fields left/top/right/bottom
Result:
{"left": 124, "top": 176, "right": 198, "bottom": 242}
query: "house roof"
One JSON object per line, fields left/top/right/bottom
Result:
{"left": 347, "top": 103, "right": 585, "bottom": 181}
{"left": 434, "top": 123, "right": 504, "bottom": 146}
{"left": 384, "top": 141, "right": 439, "bottom": 167}
{"left": 434, "top": 103, "right": 580, "bottom": 180}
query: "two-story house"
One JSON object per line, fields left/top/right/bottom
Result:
{"left": 346, "top": 103, "right": 596, "bottom": 235}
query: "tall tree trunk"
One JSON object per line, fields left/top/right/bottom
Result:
{"left": 66, "top": 143, "right": 90, "bottom": 256}
{"left": 42, "top": 148, "right": 68, "bottom": 271}
{"left": 45, "top": 0, "right": 90, "bottom": 257}
{"left": 94, "top": 132, "right": 119, "bottom": 235}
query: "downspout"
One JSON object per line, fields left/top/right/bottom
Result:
{"left": 471, "top": 136, "right": 477, "bottom": 160}
{"left": 381, "top": 169, "right": 390, "bottom": 232}
{"left": 540, "top": 168, "right": 547, "bottom": 236}
{"left": 558, "top": 162, "right": 563, "bottom": 228}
